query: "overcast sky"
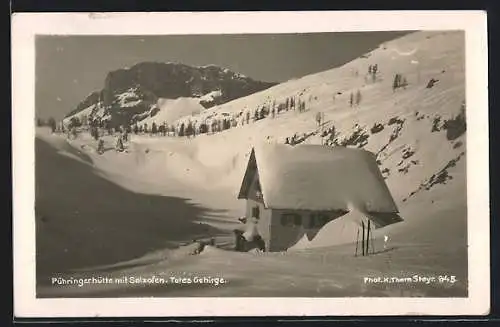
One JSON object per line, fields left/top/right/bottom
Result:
{"left": 36, "top": 31, "right": 409, "bottom": 120}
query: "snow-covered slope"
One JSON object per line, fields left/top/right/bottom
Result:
{"left": 138, "top": 97, "right": 207, "bottom": 126}
{"left": 163, "top": 30, "right": 465, "bottom": 247}
{"left": 37, "top": 30, "right": 469, "bottom": 297}
{"left": 68, "top": 30, "right": 465, "bottom": 248}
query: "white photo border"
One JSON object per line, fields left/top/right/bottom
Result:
{"left": 12, "top": 10, "right": 490, "bottom": 317}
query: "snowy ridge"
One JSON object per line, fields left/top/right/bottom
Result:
{"left": 64, "top": 62, "right": 276, "bottom": 127}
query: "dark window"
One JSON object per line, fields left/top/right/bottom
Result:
{"left": 309, "top": 214, "right": 316, "bottom": 228}
{"left": 281, "top": 213, "right": 301, "bottom": 226}
{"left": 309, "top": 213, "right": 330, "bottom": 228}
{"left": 252, "top": 206, "right": 260, "bottom": 219}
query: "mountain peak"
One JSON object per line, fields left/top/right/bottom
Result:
{"left": 65, "top": 62, "right": 277, "bottom": 126}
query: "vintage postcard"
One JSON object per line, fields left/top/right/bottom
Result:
{"left": 12, "top": 11, "right": 489, "bottom": 317}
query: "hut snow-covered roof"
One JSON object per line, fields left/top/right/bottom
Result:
{"left": 238, "top": 143, "right": 401, "bottom": 217}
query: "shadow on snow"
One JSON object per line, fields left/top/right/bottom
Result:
{"left": 35, "top": 138, "right": 224, "bottom": 284}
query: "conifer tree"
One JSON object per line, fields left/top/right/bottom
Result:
{"left": 259, "top": 107, "right": 265, "bottom": 120}
{"left": 187, "top": 121, "right": 195, "bottom": 137}
{"left": 199, "top": 123, "right": 208, "bottom": 134}
{"left": 393, "top": 74, "right": 401, "bottom": 91}
{"left": 315, "top": 112, "right": 323, "bottom": 127}
{"left": 179, "top": 122, "right": 185, "bottom": 136}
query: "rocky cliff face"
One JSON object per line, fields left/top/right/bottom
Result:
{"left": 65, "top": 62, "right": 277, "bottom": 127}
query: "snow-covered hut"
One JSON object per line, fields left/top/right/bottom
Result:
{"left": 237, "top": 143, "right": 403, "bottom": 252}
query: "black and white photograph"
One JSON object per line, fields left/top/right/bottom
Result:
{"left": 12, "top": 11, "right": 489, "bottom": 317}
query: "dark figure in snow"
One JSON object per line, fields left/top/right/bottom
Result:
{"left": 253, "top": 235, "right": 266, "bottom": 251}
{"left": 70, "top": 127, "right": 78, "bottom": 140}
{"left": 393, "top": 74, "right": 402, "bottom": 91}
{"left": 91, "top": 126, "right": 99, "bottom": 141}
{"left": 122, "top": 130, "right": 128, "bottom": 142}
{"left": 97, "top": 139, "right": 105, "bottom": 155}
{"left": 372, "top": 64, "right": 378, "bottom": 82}
{"left": 285, "top": 137, "right": 290, "bottom": 145}
{"left": 115, "top": 135, "right": 124, "bottom": 152}
{"left": 233, "top": 229, "right": 245, "bottom": 252}
{"left": 190, "top": 239, "right": 205, "bottom": 255}
{"left": 426, "top": 78, "right": 439, "bottom": 89}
